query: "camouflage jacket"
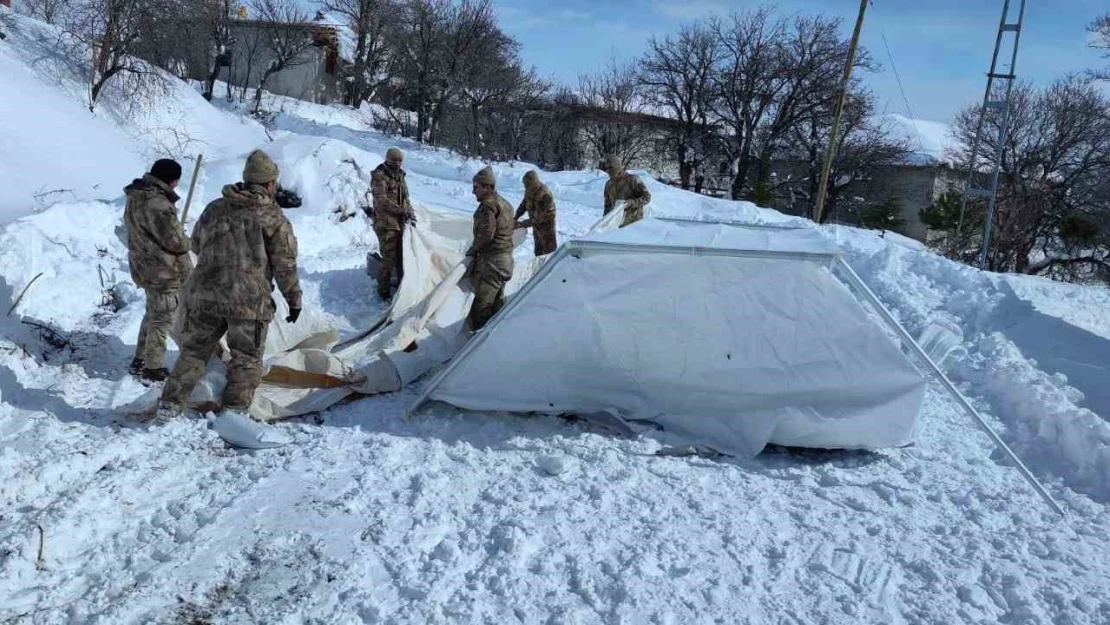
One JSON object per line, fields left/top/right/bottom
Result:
{"left": 371, "top": 163, "right": 412, "bottom": 232}
{"left": 123, "top": 174, "right": 193, "bottom": 290}
{"left": 467, "top": 192, "right": 515, "bottom": 257}
{"left": 515, "top": 182, "right": 556, "bottom": 229}
{"left": 603, "top": 172, "right": 652, "bottom": 214}
{"left": 184, "top": 183, "right": 301, "bottom": 321}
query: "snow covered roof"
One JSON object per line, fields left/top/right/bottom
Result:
{"left": 579, "top": 218, "right": 837, "bottom": 258}
{"left": 885, "top": 114, "right": 961, "bottom": 166}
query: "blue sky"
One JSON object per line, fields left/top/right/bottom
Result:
{"left": 494, "top": 0, "right": 1108, "bottom": 123}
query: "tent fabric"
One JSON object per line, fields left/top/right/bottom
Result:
{"left": 582, "top": 218, "right": 838, "bottom": 257}
{"left": 417, "top": 218, "right": 927, "bottom": 457}
{"left": 121, "top": 202, "right": 544, "bottom": 421}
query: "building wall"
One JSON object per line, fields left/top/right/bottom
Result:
{"left": 763, "top": 160, "right": 955, "bottom": 242}
{"left": 221, "top": 25, "right": 338, "bottom": 105}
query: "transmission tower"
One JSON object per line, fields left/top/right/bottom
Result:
{"left": 956, "top": 0, "right": 1027, "bottom": 269}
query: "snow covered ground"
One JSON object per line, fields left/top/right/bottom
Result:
{"left": 3, "top": 8, "right": 1110, "bottom": 624}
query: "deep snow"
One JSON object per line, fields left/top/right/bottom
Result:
{"left": 3, "top": 8, "right": 1110, "bottom": 625}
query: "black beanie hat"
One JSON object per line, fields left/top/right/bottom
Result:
{"left": 150, "top": 159, "right": 183, "bottom": 185}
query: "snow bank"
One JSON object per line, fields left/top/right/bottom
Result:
{"left": 836, "top": 226, "right": 1110, "bottom": 501}
{"left": 0, "top": 10, "right": 267, "bottom": 224}
{"left": 0, "top": 11, "right": 144, "bottom": 222}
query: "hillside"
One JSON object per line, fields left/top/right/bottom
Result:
{"left": 2, "top": 8, "right": 1110, "bottom": 624}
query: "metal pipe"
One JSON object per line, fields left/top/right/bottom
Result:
{"left": 836, "top": 259, "right": 1065, "bottom": 517}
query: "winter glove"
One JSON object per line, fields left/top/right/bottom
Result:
{"left": 404, "top": 209, "right": 417, "bottom": 225}
{"left": 285, "top": 307, "right": 301, "bottom": 324}
{"left": 275, "top": 187, "right": 303, "bottom": 209}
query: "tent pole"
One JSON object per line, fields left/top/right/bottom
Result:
{"left": 407, "top": 247, "right": 571, "bottom": 416}
{"left": 836, "top": 260, "right": 1065, "bottom": 517}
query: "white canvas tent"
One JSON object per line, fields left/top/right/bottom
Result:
{"left": 410, "top": 218, "right": 930, "bottom": 457}
{"left": 121, "top": 202, "right": 544, "bottom": 420}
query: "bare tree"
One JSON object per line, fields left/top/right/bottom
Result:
{"left": 18, "top": 0, "right": 73, "bottom": 24}
{"left": 390, "top": 0, "right": 450, "bottom": 142}
{"left": 320, "top": 0, "right": 396, "bottom": 106}
{"left": 945, "top": 77, "right": 1110, "bottom": 278}
{"left": 390, "top": 0, "right": 503, "bottom": 145}
{"left": 639, "top": 21, "right": 720, "bottom": 189}
{"left": 578, "top": 58, "right": 656, "bottom": 168}
{"left": 711, "top": 10, "right": 870, "bottom": 201}
{"left": 64, "top": 0, "right": 166, "bottom": 110}
{"left": 247, "top": 0, "right": 315, "bottom": 114}
{"left": 1090, "top": 14, "right": 1110, "bottom": 80}
{"left": 779, "top": 87, "right": 910, "bottom": 223}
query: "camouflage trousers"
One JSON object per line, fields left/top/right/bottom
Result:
{"left": 161, "top": 310, "right": 269, "bottom": 410}
{"left": 135, "top": 288, "right": 180, "bottom": 368}
{"left": 532, "top": 222, "right": 558, "bottom": 256}
{"left": 619, "top": 205, "right": 644, "bottom": 228}
{"left": 468, "top": 252, "right": 513, "bottom": 331}
{"left": 375, "top": 228, "right": 404, "bottom": 297}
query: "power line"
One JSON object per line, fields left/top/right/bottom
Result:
{"left": 880, "top": 28, "right": 924, "bottom": 154}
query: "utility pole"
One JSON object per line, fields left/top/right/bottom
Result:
{"left": 813, "top": 0, "right": 869, "bottom": 224}
{"left": 956, "top": 0, "right": 1027, "bottom": 269}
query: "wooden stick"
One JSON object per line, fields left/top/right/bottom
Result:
{"left": 180, "top": 153, "right": 204, "bottom": 224}
{"left": 7, "top": 272, "right": 45, "bottom": 317}
{"left": 813, "top": 0, "right": 869, "bottom": 223}
{"left": 35, "top": 524, "right": 46, "bottom": 570}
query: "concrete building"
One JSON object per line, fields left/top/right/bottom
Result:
{"left": 218, "top": 19, "right": 342, "bottom": 104}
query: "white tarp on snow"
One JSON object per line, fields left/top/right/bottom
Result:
{"left": 415, "top": 218, "right": 927, "bottom": 456}
{"left": 123, "top": 202, "right": 541, "bottom": 420}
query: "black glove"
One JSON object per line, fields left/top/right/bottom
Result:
{"left": 275, "top": 187, "right": 302, "bottom": 209}
{"left": 285, "top": 307, "right": 301, "bottom": 324}
{"left": 404, "top": 210, "right": 417, "bottom": 225}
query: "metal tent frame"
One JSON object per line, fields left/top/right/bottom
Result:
{"left": 408, "top": 226, "right": 1065, "bottom": 516}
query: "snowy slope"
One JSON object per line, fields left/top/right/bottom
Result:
{"left": 3, "top": 12, "right": 1110, "bottom": 625}
{"left": 0, "top": 9, "right": 267, "bottom": 224}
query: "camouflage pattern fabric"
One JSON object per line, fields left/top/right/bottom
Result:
{"left": 466, "top": 192, "right": 515, "bottom": 329}
{"left": 376, "top": 228, "right": 403, "bottom": 297}
{"left": 184, "top": 183, "right": 301, "bottom": 321}
{"left": 160, "top": 309, "right": 269, "bottom": 410}
{"left": 603, "top": 172, "right": 652, "bottom": 228}
{"left": 135, "top": 289, "right": 180, "bottom": 368}
{"left": 515, "top": 181, "right": 558, "bottom": 256}
{"left": 467, "top": 192, "right": 516, "bottom": 257}
{"left": 123, "top": 174, "right": 193, "bottom": 290}
{"left": 468, "top": 252, "right": 512, "bottom": 331}
{"left": 371, "top": 163, "right": 412, "bottom": 233}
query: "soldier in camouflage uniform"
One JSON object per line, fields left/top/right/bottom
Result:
{"left": 123, "top": 159, "right": 192, "bottom": 383}
{"left": 466, "top": 166, "right": 515, "bottom": 330}
{"left": 601, "top": 154, "right": 652, "bottom": 227}
{"left": 157, "top": 150, "right": 302, "bottom": 420}
{"left": 370, "top": 147, "right": 415, "bottom": 300}
{"left": 514, "top": 170, "right": 558, "bottom": 256}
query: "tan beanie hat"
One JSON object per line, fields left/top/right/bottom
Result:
{"left": 522, "top": 170, "right": 539, "bottom": 186}
{"left": 243, "top": 149, "right": 280, "bottom": 184}
{"left": 603, "top": 154, "right": 623, "bottom": 172}
{"left": 472, "top": 166, "right": 496, "bottom": 187}
{"left": 386, "top": 147, "right": 404, "bottom": 161}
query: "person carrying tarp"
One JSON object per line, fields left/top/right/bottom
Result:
{"left": 513, "top": 170, "right": 558, "bottom": 256}
{"left": 154, "top": 149, "right": 302, "bottom": 423}
{"left": 466, "top": 166, "right": 515, "bottom": 330}
{"left": 369, "top": 147, "right": 415, "bottom": 300}
{"left": 123, "top": 159, "right": 193, "bottom": 383}
{"left": 600, "top": 154, "right": 652, "bottom": 228}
